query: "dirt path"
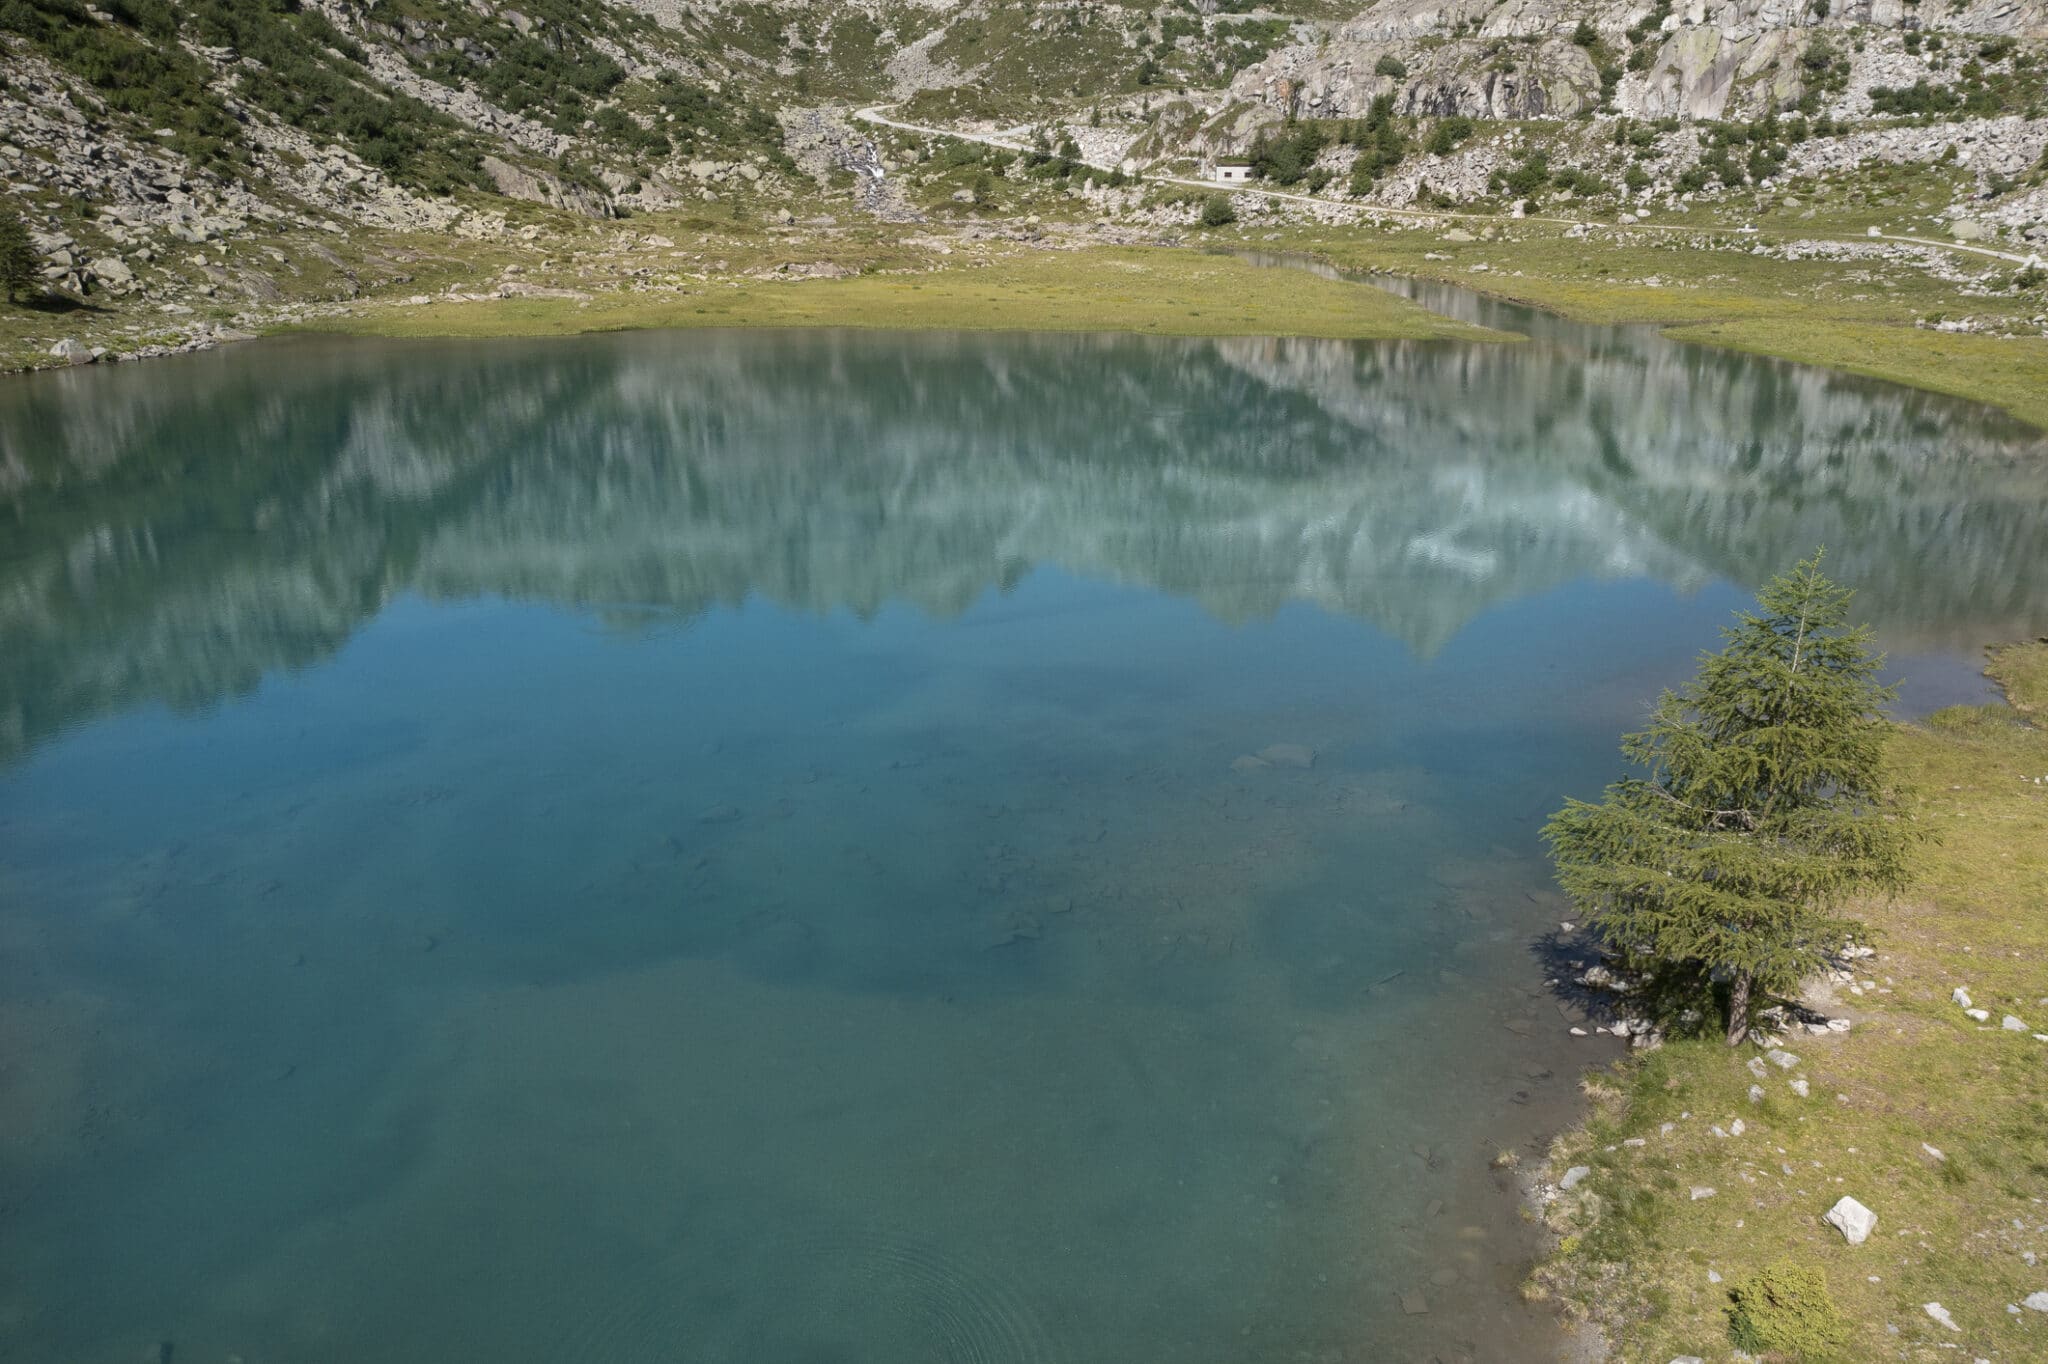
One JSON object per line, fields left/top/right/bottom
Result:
{"left": 851, "top": 105, "right": 2036, "bottom": 267}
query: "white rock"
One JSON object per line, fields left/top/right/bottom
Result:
{"left": 1746, "top": 1056, "right": 1769, "bottom": 1079}
{"left": 1689, "top": 1186, "right": 1716, "bottom": 1200}
{"left": 1823, "top": 1196, "right": 1877, "bottom": 1245}
{"left": 1966, "top": 1008, "right": 1991, "bottom": 1022}
{"left": 1790, "top": 1079, "right": 1810, "bottom": 1098}
{"left": 1767, "top": 1050, "right": 1800, "bottom": 1069}
{"left": 48, "top": 338, "right": 93, "bottom": 364}
{"left": 1923, "top": 1143, "right": 1946, "bottom": 1161}
{"left": 1953, "top": 987, "right": 1974, "bottom": 1008}
{"left": 1560, "top": 1165, "right": 1592, "bottom": 1190}
{"left": 1925, "top": 1302, "right": 1960, "bottom": 1331}
{"left": 1748, "top": 1084, "right": 1765, "bottom": 1104}
{"left": 2019, "top": 1291, "right": 2048, "bottom": 1311}
{"left": 1730, "top": 1119, "right": 1746, "bottom": 1136}
{"left": 2003, "top": 1015, "right": 2028, "bottom": 1031}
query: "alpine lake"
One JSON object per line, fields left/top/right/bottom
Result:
{"left": 3, "top": 274, "right": 2047, "bottom": 1364}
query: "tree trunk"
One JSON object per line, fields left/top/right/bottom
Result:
{"left": 1726, "top": 970, "right": 1754, "bottom": 1047}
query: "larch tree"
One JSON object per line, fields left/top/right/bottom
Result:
{"left": 1544, "top": 552, "right": 1922, "bottom": 1045}
{"left": 0, "top": 204, "right": 38, "bottom": 305}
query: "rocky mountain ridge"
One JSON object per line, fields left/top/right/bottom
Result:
{"left": 1, "top": 0, "right": 2044, "bottom": 358}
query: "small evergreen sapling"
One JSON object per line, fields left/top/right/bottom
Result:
{"left": 1545, "top": 552, "right": 1921, "bottom": 1044}
{"left": 0, "top": 204, "right": 38, "bottom": 305}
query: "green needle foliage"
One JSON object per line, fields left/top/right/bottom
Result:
{"left": 1726, "top": 1261, "right": 1851, "bottom": 1359}
{"left": 0, "top": 204, "right": 37, "bottom": 305}
{"left": 1545, "top": 551, "right": 1922, "bottom": 1044}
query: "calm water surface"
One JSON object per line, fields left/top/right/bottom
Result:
{"left": 3, "top": 292, "right": 2047, "bottom": 1364}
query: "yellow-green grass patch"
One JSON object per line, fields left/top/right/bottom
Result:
{"left": 1537, "top": 644, "right": 2048, "bottom": 1363}
{"left": 299, "top": 247, "right": 1513, "bottom": 345}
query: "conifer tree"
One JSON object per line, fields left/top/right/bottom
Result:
{"left": 0, "top": 204, "right": 38, "bottom": 305}
{"left": 1544, "top": 552, "right": 1921, "bottom": 1044}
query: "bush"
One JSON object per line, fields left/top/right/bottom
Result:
{"left": 1375, "top": 53, "right": 1407, "bottom": 78}
{"left": 1248, "top": 120, "right": 1328, "bottom": 184}
{"left": 1200, "top": 193, "right": 1237, "bottom": 226}
{"left": 1499, "top": 149, "right": 1550, "bottom": 197}
{"left": 1727, "top": 1262, "right": 1850, "bottom": 1359}
{"left": 1571, "top": 19, "right": 1599, "bottom": 47}
{"left": 1425, "top": 115, "right": 1474, "bottom": 155}
{"left": 0, "top": 202, "right": 37, "bottom": 303}
{"left": 1346, "top": 94, "right": 1408, "bottom": 192}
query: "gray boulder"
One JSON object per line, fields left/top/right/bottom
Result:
{"left": 1823, "top": 1195, "right": 1877, "bottom": 1245}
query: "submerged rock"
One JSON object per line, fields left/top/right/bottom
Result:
{"left": 1256, "top": 743, "right": 1316, "bottom": 769}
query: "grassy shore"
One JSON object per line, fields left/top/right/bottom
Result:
{"left": 1291, "top": 229, "right": 2048, "bottom": 431}
{"left": 12, "top": 202, "right": 2048, "bottom": 433}
{"left": 304, "top": 245, "right": 1508, "bottom": 344}
{"left": 304, "top": 222, "right": 2048, "bottom": 430}
{"left": 1535, "top": 642, "right": 2048, "bottom": 1363}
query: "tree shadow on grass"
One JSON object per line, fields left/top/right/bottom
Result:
{"left": 10, "top": 291, "right": 111, "bottom": 318}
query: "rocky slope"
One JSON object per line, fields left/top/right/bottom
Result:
{"left": 1201, "top": 0, "right": 2047, "bottom": 237}
{"left": 2, "top": 0, "right": 2045, "bottom": 356}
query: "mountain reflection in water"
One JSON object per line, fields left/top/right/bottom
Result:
{"left": 3, "top": 317, "right": 2043, "bottom": 767}
{"left": 5, "top": 305, "right": 2048, "bottom": 1364}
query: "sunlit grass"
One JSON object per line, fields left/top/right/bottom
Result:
{"left": 1537, "top": 644, "right": 2048, "bottom": 1362}
{"left": 304, "top": 247, "right": 1510, "bottom": 344}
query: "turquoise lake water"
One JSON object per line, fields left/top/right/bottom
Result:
{"left": 3, "top": 295, "right": 2047, "bottom": 1363}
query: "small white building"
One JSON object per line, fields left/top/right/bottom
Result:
{"left": 1212, "top": 161, "right": 1253, "bottom": 185}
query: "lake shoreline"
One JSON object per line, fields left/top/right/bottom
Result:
{"left": 1526, "top": 642, "right": 2048, "bottom": 1361}
{"left": 8, "top": 226, "right": 2046, "bottom": 431}
{"left": 5, "top": 260, "right": 2045, "bottom": 1364}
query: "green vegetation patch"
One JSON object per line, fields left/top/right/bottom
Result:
{"left": 302, "top": 247, "right": 1514, "bottom": 345}
{"left": 1727, "top": 1261, "right": 1852, "bottom": 1359}
{"left": 1534, "top": 642, "right": 2048, "bottom": 1362}
{"left": 1294, "top": 229, "right": 2048, "bottom": 430}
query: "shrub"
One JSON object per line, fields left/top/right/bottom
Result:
{"left": 1347, "top": 97, "right": 1409, "bottom": 192}
{"left": 1426, "top": 115, "right": 1474, "bottom": 155}
{"left": 1571, "top": 19, "right": 1599, "bottom": 47}
{"left": 1500, "top": 150, "right": 1550, "bottom": 197}
{"left": 1248, "top": 120, "right": 1329, "bottom": 184}
{"left": 1200, "top": 192, "right": 1237, "bottom": 226}
{"left": 0, "top": 202, "right": 38, "bottom": 303}
{"left": 1375, "top": 53, "right": 1407, "bottom": 78}
{"left": 1726, "top": 1262, "right": 1850, "bottom": 1359}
